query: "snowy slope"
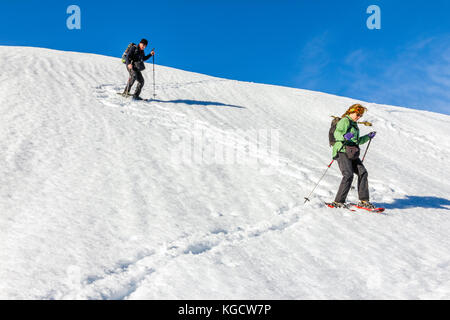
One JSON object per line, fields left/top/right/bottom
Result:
{"left": 0, "top": 46, "right": 449, "bottom": 299}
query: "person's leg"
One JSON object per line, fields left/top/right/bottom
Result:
{"left": 334, "top": 153, "right": 355, "bottom": 203}
{"left": 133, "top": 70, "right": 145, "bottom": 98}
{"left": 355, "top": 159, "right": 369, "bottom": 201}
{"left": 124, "top": 67, "right": 136, "bottom": 95}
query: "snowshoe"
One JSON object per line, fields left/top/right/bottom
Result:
{"left": 351, "top": 202, "right": 386, "bottom": 213}
{"left": 357, "top": 201, "right": 376, "bottom": 209}
{"left": 325, "top": 202, "right": 356, "bottom": 211}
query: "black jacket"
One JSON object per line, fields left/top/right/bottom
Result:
{"left": 125, "top": 45, "right": 153, "bottom": 66}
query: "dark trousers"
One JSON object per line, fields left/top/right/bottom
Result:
{"left": 334, "top": 152, "right": 369, "bottom": 203}
{"left": 124, "top": 66, "right": 145, "bottom": 97}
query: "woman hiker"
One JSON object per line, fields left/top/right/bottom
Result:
{"left": 331, "top": 104, "right": 377, "bottom": 209}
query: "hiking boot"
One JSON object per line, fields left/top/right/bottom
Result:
{"left": 132, "top": 95, "right": 143, "bottom": 101}
{"left": 358, "top": 200, "right": 375, "bottom": 209}
{"left": 331, "top": 201, "right": 347, "bottom": 208}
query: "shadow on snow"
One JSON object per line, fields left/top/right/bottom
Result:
{"left": 147, "top": 98, "right": 245, "bottom": 109}
{"left": 379, "top": 196, "right": 450, "bottom": 210}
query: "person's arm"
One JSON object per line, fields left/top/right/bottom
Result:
{"left": 143, "top": 49, "right": 155, "bottom": 61}
{"left": 334, "top": 117, "right": 350, "bottom": 143}
{"left": 358, "top": 134, "right": 371, "bottom": 145}
{"left": 358, "top": 131, "right": 377, "bottom": 145}
{"left": 333, "top": 117, "right": 350, "bottom": 151}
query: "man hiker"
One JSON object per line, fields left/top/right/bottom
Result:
{"left": 331, "top": 104, "right": 377, "bottom": 209}
{"left": 123, "top": 39, "right": 155, "bottom": 100}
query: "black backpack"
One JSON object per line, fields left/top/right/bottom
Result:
{"left": 329, "top": 117, "right": 341, "bottom": 147}
{"left": 121, "top": 43, "right": 136, "bottom": 64}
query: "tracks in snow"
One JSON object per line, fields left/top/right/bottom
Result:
{"left": 56, "top": 203, "right": 304, "bottom": 300}
{"left": 93, "top": 84, "right": 318, "bottom": 180}
{"left": 71, "top": 83, "right": 398, "bottom": 300}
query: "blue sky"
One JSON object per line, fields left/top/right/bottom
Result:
{"left": 1, "top": 0, "right": 449, "bottom": 114}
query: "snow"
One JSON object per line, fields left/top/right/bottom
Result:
{"left": 0, "top": 46, "right": 449, "bottom": 299}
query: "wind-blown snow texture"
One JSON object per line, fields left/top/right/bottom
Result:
{"left": 0, "top": 47, "right": 449, "bottom": 299}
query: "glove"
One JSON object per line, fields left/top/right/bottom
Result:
{"left": 368, "top": 131, "right": 377, "bottom": 139}
{"left": 343, "top": 132, "right": 354, "bottom": 141}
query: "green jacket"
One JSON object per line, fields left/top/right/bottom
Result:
{"left": 332, "top": 115, "right": 370, "bottom": 158}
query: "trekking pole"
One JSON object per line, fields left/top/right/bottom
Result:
{"left": 304, "top": 144, "right": 345, "bottom": 204}
{"left": 361, "top": 136, "right": 373, "bottom": 162}
{"left": 152, "top": 49, "right": 156, "bottom": 99}
{"left": 304, "top": 159, "right": 335, "bottom": 204}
